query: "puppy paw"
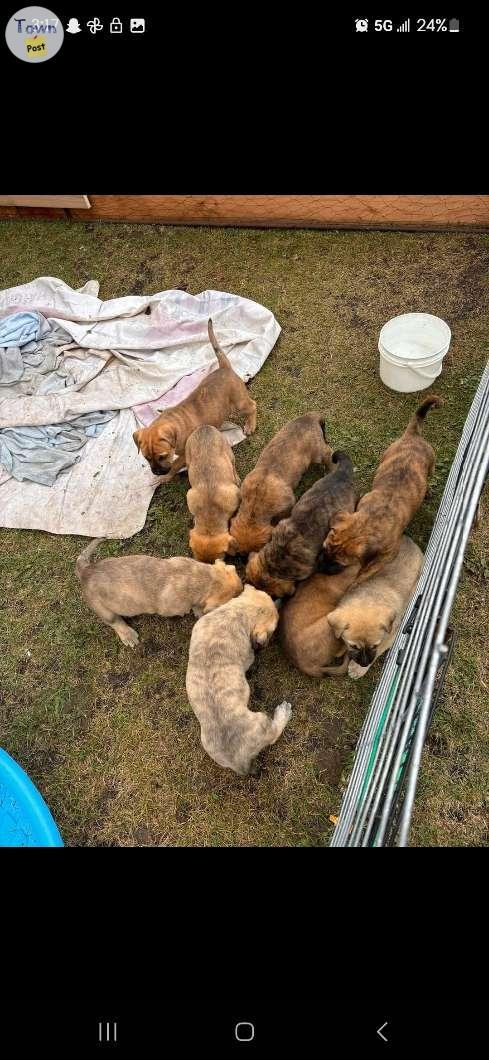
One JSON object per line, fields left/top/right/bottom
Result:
{"left": 120, "top": 627, "right": 140, "bottom": 648}
{"left": 347, "top": 660, "right": 368, "bottom": 680}
{"left": 274, "top": 700, "right": 292, "bottom": 724}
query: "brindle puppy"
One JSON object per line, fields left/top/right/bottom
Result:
{"left": 186, "top": 584, "right": 292, "bottom": 776}
{"left": 321, "top": 395, "right": 442, "bottom": 583}
{"left": 229, "top": 413, "right": 332, "bottom": 555}
{"left": 185, "top": 425, "right": 241, "bottom": 562}
{"left": 245, "top": 451, "right": 356, "bottom": 598}
{"left": 133, "top": 319, "right": 257, "bottom": 483}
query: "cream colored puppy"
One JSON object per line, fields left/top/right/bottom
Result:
{"left": 327, "top": 535, "right": 424, "bottom": 679}
{"left": 186, "top": 584, "right": 292, "bottom": 775}
{"left": 76, "top": 539, "right": 242, "bottom": 647}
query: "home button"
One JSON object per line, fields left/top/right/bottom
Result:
{"left": 235, "top": 1022, "right": 255, "bottom": 1042}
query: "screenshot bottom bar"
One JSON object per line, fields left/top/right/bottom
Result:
{"left": 1, "top": 1001, "right": 482, "bottom": 1055}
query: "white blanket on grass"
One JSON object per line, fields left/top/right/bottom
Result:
{"left": 0, "top": 277, "right": 280, "bottom": 537}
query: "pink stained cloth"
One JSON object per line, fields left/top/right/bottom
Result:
{"left": 132, "top": 364, "right": 213, "bottom": 426}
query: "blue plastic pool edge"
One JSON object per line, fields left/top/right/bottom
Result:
{"left": 0, "top": 748, "right": 64, "bottom": 847}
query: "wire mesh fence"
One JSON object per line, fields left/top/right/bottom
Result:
{"left": 330, "top": 361, "right": 489, "bottom": 847}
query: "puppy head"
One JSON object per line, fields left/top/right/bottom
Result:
{"left": 242, "top": 585, "right": 279, "bottom": 648}
{"left": 133, "top": 424, "right": 177, "bottom": 475}
{"left": 245, "top": 552, "right": 296, "bottom": 599}
{"left": 189, "top": 529, "right": 235, "bottom": 563}
{"left": 324, "top": 508, "right": 400, "bottom": 581}
{"left": 321, "top": 511, "right": 383, "bottom": 576}
{"left": 202, "top": 560, "right": 243, "bottom": 612}
{"left": 328, "top": 602, "right": 396, "bottom": 668}
{"left": 228, "top": 515, "right": 273, "bottom": 556}
{"left": 322, "top": 512, "right": 362, "bottom": 568}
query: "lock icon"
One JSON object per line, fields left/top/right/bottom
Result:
{"left": 110, "top": 17, "right": 123, "bottom": 33}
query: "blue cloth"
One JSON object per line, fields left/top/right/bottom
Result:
{"left": 0, "top": 311, "right": 43, "bottom": 348}
{"left": 0, "top": 321, "right": 72, "bottom": 391}
{"left": 0, "top": 412, "right": 116, "bottom": 486}
{"left": 0, "top": 315, "right": 116, "bottom": 485}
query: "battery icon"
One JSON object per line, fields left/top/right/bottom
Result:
{"left": 449, "top": 18, "right": 459, "bottom": 32}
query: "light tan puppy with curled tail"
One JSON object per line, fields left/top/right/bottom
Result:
{"left": 185, "top": 425, "right": 241, "bottom": 562}
{"left": 186, "top": 584, "right": 292, "bottom": 775}
{"left": 76, "top": 539, "right": 242, "bottom": 647}
{"left": 279, "top": 565, "right": 361, "bottom": 677}
{"left": 327, "top": 535, "right": 424, "bottom": 678}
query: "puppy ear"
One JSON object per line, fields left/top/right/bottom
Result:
{"left": 330, "top": 511, "right": 351, "bottom": 532}
{"left": 380, "top": 609, "right": 397, "bottom": 635}
{"left": 158, "top": 425, "right": 175, "bottom": 445}
{"left": 202, "top": 594, "right": 219, "bottom": 613}
{"left": 251, "top": 622, "right": 274, "bottom": 648}
{"left": 133, "top": 430, "right": 142, "bottom": 452}
{"left": 327, "top": 610, "right": 348, "bottom": 639}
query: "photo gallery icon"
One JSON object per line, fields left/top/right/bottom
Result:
{"left": 130, "top": 18, "right": 145, "bottom": 33}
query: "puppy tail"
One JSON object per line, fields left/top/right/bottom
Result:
{"left": 408, "top": 394, "right": 444, "bottom": 434}
{"left": 75, "top": 537, "right": 105, "bottom": 580}
{"left": 208, "top": 318, "right": 232, "bottom": 370}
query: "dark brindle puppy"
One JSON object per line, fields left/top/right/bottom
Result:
{"left": 245, "top": 451, "right": 356, "bottom": 597}
{"left": 321, "top": 395, "right": 442, "bottom": 583}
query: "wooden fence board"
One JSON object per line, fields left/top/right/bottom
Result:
{"left": 1, "top": 195, "right": 488, "bottom": 229}
{"left": 68, "top": 194, "right": 489, "bottom": 228}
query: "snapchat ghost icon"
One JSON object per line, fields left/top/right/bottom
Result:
{"left": 66, "top": 18, "right": 82, "bottom": 33}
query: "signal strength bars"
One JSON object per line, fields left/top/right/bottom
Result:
{"left": 397, "top": 18, "right": 410, "bottom": 32}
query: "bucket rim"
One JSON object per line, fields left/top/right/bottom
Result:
{"left": 378, "top": 340, "right": 449, "bottom": 370}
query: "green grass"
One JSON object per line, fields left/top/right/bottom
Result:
{"left": 0, "top": 220, "right": 488, "bottom": 846}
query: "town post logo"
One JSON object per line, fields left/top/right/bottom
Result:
{"left": 6, "top": 7, "right": 64, "bottom": 62}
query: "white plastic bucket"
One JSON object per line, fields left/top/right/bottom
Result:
{"left": 378, "top": 313, "right": 451, "bottom": 393}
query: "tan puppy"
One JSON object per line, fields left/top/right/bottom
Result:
{"left": 327, "top": 535, "right": 424, "bottom": 678}
{"left": 322, "top": 395, "right": 442, "bottom": 582}
{"left": 76, "top": 539, "right": 242, "bottom": 647}
{"left": 133, "top": 319, "right": 257, "bottom": 483}
{"left": 280, "top": 565, "right": 361, "bottom": 677}
{"left": 185, "top": 425, "right": 241, "bottom": 562}
{"left": 186, "top": 584, "right": 292, "bottom": 775}
{"left": 229, "top": 413, "right": 332, "bottom": 555}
